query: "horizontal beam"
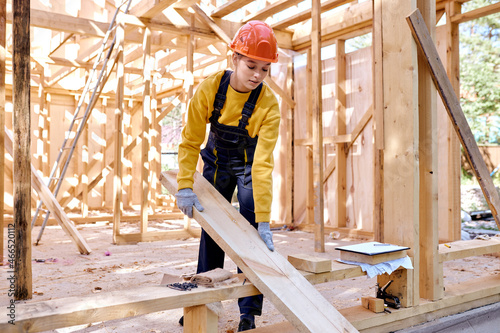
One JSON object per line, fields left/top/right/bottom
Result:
{"left": 439, "top": 238, "right": 500, "bottom": 262}
{"left": 292, "top": 1, "right": 372, "bottom": 50}
{"left": 243, "top": 0, "right": 302, "bottom": 23}
{"left": 450, "top": 1, "right": 500, "bottom": 24}
{"left": 210, "top": 0, "right": 254, "bottom": 18}
{"left": 272, "top": 0, "right": 356, "bottom": 30}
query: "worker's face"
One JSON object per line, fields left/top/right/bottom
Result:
{"left": 231, "top": 53, "right": 270, "bottom": 93}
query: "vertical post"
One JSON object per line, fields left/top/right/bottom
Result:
{"left": 185, "top": 18, "right": 195, "bottom": 230}
{"left": 335, "top": 39, "right": 347, "bottom": 228}
{"left": 440, "top": 0, "right": 461, "bottom": 241}
{"left": 37, "top": 72, "right": 45, "bottom": 172}
{"left": 81, "top": 117, "right": 89, "bottom": 218}
{"left": 13, "top": 0, "right": 32, "bottom": 300}
{"left": 113, "top": 22, "right": 124, "bottom": 243}
{"left": 311, "top": 0, "right": 324, "bottom": 252}
{"left": 141, "top": 27, "right": 152, "bottom": 233}
{"left": 43, "top": 93, "right": 51, "bottom": 177}
{"left": 417, "top": 0, "right": 440, "bottom": 301}
{"left": 286, "top": 57, "right": 294, "bottom": 227}
{"left": 376, "top": 0, "right": 419, "bottom": 307}
{"left": 0, "top": 0, "right": 5, "bottom": 264}
{"left": 373, "top": 0, "right": 384, "bottom": 242}
{"left": 306, "top": 50, "right": 314, "bottom": 227}
{"left": 151, "top": 74, "right": 159, "bottom": 211}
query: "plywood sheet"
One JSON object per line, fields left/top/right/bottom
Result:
{"left": 160, "top": 170, "right": 358, "bottom": 333}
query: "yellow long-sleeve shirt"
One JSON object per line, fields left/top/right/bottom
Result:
{"left": 177, "top": 70, "right": 280, "bottom": 222}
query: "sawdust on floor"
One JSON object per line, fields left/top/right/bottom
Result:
{"left": 1, "top": 219, "right": 499, "bottom": 333}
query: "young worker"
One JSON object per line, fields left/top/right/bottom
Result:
{"left": 175, "top": 21, "right": 280, "bottom": 331}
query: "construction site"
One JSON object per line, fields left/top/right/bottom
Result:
{"left": 1, "top": 0, "right": 500, "bottom": 332}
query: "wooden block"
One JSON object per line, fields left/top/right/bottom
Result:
{"left": 361, "top": 296, "right": 384, "bottom": 313}
{"left": 340, "top": 250, "right": 407, "bottom": 265}
{"left": 184, "top": 304, "right": 218, "bottom": 333}
{"left": 288, "top": 254, "right": 332, "bottom": 273}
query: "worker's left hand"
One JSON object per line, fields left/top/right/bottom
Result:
{"left": 258, "top": 222, "right": 274, "bottom": 251}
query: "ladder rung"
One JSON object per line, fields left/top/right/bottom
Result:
{"left": 74, "top": 116, "right": 84, "bottom": 120}
{"left": 50, "top": 177, "right": 61, "bottom": 180}
{"left": 62, "top": 146, "right": 72, "bottom": 150}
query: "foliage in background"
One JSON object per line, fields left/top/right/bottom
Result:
{"left": 460, "top": 0, "right": 500, "bottom": 145}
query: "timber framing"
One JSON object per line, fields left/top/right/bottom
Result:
{"left": 2, "top": 0, "right": 500, "bottom": 331}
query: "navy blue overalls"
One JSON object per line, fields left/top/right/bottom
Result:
{"left": 197, "top": 70, "right": 264, "bottom": 316}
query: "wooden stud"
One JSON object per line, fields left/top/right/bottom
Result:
{"left": 285, "top": 57, "right": 294, "bottom": 227}
{"left": 287, "top": 254, "right": 332, "bottom": 273}
{"left": 361, "top": 296, "right": 384, "bottom": 313}
{"left": 377, "top": 0, "right": 419, "bottom": 308}
{"left": 306, "top": 49, "right": 314, "bottom": 228}
{"left": 372, "top": 0, "right": 384, "bottom": 243}
{"left": 141, "top": 27, "right": 152, "bottom": 233}
{"left": 416, "top": 0, "right": 441, "bottom": 301}
{"left": 311, "top": 0, "right": 325, "bottom": 253}
{"left": 439, "top": 0, "right": 461, "bottom": 242}
{"left": 335, "top": 39, "right": 347, "bottom": 228}
{"left": 0, "top": 0, "right": 5, "bottom": 265}
{"left": 113, "top": 22, "right": 124, "bottom": 243}
{"left": 13, "top": 0, "right": 32, "bottom": 300}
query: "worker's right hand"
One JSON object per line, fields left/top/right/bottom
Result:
{"left": 175, "top": 188, "right": 204, "bottom": 218}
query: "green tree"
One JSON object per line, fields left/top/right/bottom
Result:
{"left": 460, "top": 0, "right": 500, "bottom": 144}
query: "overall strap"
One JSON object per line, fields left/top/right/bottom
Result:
{"left": 238, "top": 82, "right": 263, "bottom": 130}
{"left": 210, "top": 70, "right": 232, "bottom": 123}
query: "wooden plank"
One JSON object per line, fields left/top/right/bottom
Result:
{"left": 264, "top": 76, "right": 295, "bottom": 109}
{"left": 311, "top": 0, "right": 325, "bottom": 253}
{"left": 12, "top": 0, "right": 31, "bottom": 300}
{"left": 5, "top": 129, "right": 91, "bottom": 255}
{"left": 160, "top": 170, "right": 358, "bottom": 333}
{"left": 210, "top": 0, "right": 254, "bottom": 18}
{"left": 0, "top": 278, "right": 260, "bottom": 333}
{"left": 288, "top": 254, "right": 332, "bottom": 273}
{"left": 0, "top": 0, "right": 5, "bottom": 265}
{"left": 439, "top": 238, "right": 500, "bottom": 262}
{"left": 243, "top": 0, "right": 302, "bottom": 23}
{"left": 271, "top": 0, "right": 356, "bottom": 30}
{"left": 450, "top": 1, "right": 500, "bottom": 24}
{"left": 407, "top": 9, "right": 500, "bottom": 228}
{"left": 306, "top": 49, "right": 314, "bottom": 227}
{"left": 114, "top": 229, "right": 201, "bottom": 244}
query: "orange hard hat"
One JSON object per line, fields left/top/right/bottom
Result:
{"left": 229, "top": 21, "right": 279, "bottom": 63}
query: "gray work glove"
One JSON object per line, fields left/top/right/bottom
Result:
{"left": 258, "top": 222, "right": 274, "bottom": 252}
{"left": 175, "top": 188, "right": 204, "bottom": 218}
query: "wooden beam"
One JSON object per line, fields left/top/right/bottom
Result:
{"left": 191, "top": 4, "right": 231, "bottom": 44}
{"left": 450, "top": 1, "right": 500, "bottom": 24}
{"left": 0, "top": 0, "right": 5, "bottom": 266}
{"left": 210, "top": 0, "right": 254, "bottom": 18}
{"left": 130, "top": 0, "right": 178, "bottom": 19}
{"left": 292, "top": 1, "right": 372, "bottom": 51}
{"left": 378, "top": 0, "right": 419, "bottom": 308}
{"left": 272, "top": 0, "right": 356, "bottom": 30}
{"left": 416, "top": 0, "right": 440, "bottom": 301}
{"left": 113, "top": 22, "right": 124, "bottom": 243}
{"left": 407, "top": 9, "right": 500, "bottom": 228}
{"left": 114, "top": 229, "right": 201, "bottom": 244}
{"left": 335, "top": 39, "right": 347, "bottom": 229}
{"left": 160, "top": 170, "right": 358, "bottom": 333}
{"left": 305, "top": 49, "right": 314, "bottom": 227}
{"left": 12, "top": 0, "right": 31, "bottom": 300}
{"left": 264, "top": 76, "right": 295, "bottom": 109}
{"left": 183, "top": 304, "right": 218, "bottom": 333}
{"left": 243, "top": 0, "right": 302, "bottom": 23}
{"left": 345, "top": 106, "right": 373, "bottom": 152}
{"left": 141, "top": 27, "right": 152, "bottom": 233}
{"left": 5, "top": 129, "right": 91, "bottom": 255}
